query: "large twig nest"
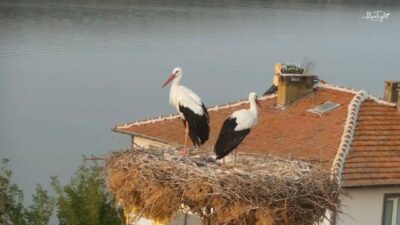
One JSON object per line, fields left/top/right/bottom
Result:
{"left": 105, "top": 148, "right": 339, "bottom": 225}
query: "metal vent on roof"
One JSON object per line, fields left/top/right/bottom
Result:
{"left": 307, "top": 101, "right": 340, "bottom": 115}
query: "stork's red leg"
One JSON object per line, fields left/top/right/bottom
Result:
{"left": 184, "top": 121, "right": 189, "bottom": 155}
{"left": 179, "top": 121, "right": 189, "bottom": 157}
{"left": 233, "top": 147, "right": 239, "bottom": 169}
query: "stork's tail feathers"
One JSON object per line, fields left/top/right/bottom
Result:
{"left": 189, "top": 117, "right": 209, "bottom": 146}
{"left": 180, "top": 104, "right": 210, "bottom": 146}
{"left": 214, "top": 118, "right": 250, "bottom": 160}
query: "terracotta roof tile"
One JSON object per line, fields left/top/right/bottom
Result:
{"left": 113, "top": 86, "right": 400, "bottom": 187}
{"left": 343, "top": 100, "right": 400, "bottom": 187}
{"left": 115, "top": 88, "right": 353, "bottom": 170}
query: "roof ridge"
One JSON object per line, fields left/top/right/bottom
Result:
{"left": 331, "top": 90, "right": 368, "bottom": 186}
{"left": 208, "top": 94, "right": 276, "bottom": 112}
{"left": 318, "top": 82, "right": 360, "bottom": 94}
{"left": 115, "top": 94, "right": 277, "bottom": 129}
{"left": 318, "top": 82, "right": 396, "bottom": 107}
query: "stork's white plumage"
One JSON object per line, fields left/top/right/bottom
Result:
{"left": 162, "top": 67, "right": 210, "bottom": 156}
{"left": 214, "top": 92, "right": 261, "bottom": 165}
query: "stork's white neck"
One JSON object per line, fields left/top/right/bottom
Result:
{"left": 171, "top": 74, "right": 182, "bottom": 87}
{"left": 169, "top": 74, "right": 182, "bottom": 107}
{"left": 249, "top": 97, "right": 258, "bottom": 117}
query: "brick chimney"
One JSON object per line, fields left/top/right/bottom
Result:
{"left": 275, "top": 64, "right": 315, "bottom": 107}
{"left": 383, "top": 81, "right": 400, "bottom": 111}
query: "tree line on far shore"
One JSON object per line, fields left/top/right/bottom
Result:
{"left": 0, "top": 158, "right": 124, "bottom": 225}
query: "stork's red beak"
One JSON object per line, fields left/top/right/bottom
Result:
{"left": 256, "top": 99, "right": 262, "bottom": 109}
{"left": 161, "top": 74, "right": 176, "bottom": 88}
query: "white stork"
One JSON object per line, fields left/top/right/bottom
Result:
{"left": 161, "top": 67, "right": 210, "bottom": 156}
{"left": 214, "top": 92, "right": 261, "bottom": 166}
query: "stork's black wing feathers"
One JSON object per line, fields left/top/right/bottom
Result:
{"left": 214, "top": 117, "right": 250, "bottom": 160}
{"left": 201, "top": 103, "right": 210, "bottom": 122}
{"left": 179, "top": 104, "right": 210, "bottom": 146}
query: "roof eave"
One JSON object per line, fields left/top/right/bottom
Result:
{"left": 112, "top": 127, "right": 181, "bottom": 148}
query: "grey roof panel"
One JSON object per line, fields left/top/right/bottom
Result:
{"left": 307, "top": 101, "right": 341, "bottom": 114}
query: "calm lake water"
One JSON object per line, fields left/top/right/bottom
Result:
{"left": 1, "top": 0, "right": 399, "bottom": 201}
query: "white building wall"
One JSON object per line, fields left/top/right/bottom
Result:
{"left": 167, "top": 213, "right": 201, "bottom": 225}
{"left": 133, "top": 136, "right": 175, "bottom": 149}
{"left": 133, "top": 213, "right": 201, "bottom": 225}
{"left": 338, "top": 186, "right": 400, "bottom": 225}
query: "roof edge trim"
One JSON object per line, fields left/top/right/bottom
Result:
{"left": 114, "top": 94, "right": 277, "bottom": 129}
{"left": 116, "top": 82, "right": 395, "bottom": 130}
{"left": 330, "top": 90, "right": 368, "bottom": 186}
{"left": 318, "top": 82, "right": 396, "bottom": 106}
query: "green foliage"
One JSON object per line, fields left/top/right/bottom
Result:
{"left": 0, "top": 158, "right": 122, "bottom": 225}
{"left": 0, "top": 159, "right": 55, "bottom": 225}
{"left": 51, "top": 158, "right": 124, "bottom": 225}
{"left": 24, "top": 185, "right": 56, "bottom": 225}
{"left": 0, "top": 159, "right": 25, "bottom": 225}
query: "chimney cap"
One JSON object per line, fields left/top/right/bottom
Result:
{"left": 280, "top": 73, "right": 316, "bottom": 77}
{"left": 275, "top": 63, "right": 304, "bottom": 75}
{"left": 383, "top": 80, "right": 400, "bottom": 103}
